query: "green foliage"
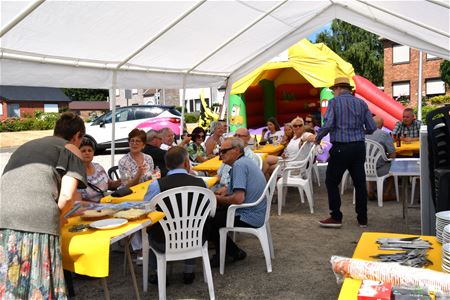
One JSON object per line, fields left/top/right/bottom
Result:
{"left": 428, "top": 95, "right": 450, "bottom": 105}
{"left": 440, "top": 60, "right": 450, "bottom": 86}
{"left": 175, "top": 106, "right": 183, "bottom": 113}
{"left": 184, "top": 112, "right": 200, "bottom": 123}
{"left": 0, "top": 112, "right": 60, "bottom": 132}
{"left": 396, "top": 95, "right": 410, "bottom": 106}
{"left": 315, "top": 20, "right": 384, "bottom": 86}
{"left": 63, "top": 88, "right": 108, "bottom": 101}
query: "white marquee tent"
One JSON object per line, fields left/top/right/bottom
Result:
{"left": 1, "top": 0, "right": 449, "bottom": 158}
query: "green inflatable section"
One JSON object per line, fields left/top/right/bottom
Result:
{"left": 228, "top": 93, "right": 247, "bottom": 133}
{"left": 319, "top": 88, "right": 334, "bottom": 125}
{"left": 259, "top": 79, "right": 276, "bottom": 120}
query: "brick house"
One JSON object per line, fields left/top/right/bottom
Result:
{"left": 383, "top": 39, "right": 449, "bottom": 108}
{"left": 0, "top": 86, "right": 71, "bottom": 121}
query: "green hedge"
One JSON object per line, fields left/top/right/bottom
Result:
{"left": 184, "top": 112, "right": 199, "bottom": 123}
{"left": 428, "top": 95, "right": 450, "bottom": 105}
{"left": 0, "top": 111, "right": 60, "bottom": 132}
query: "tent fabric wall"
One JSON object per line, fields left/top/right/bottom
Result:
{"left": 1, "top": 1, "right": 448, "bottom": 90}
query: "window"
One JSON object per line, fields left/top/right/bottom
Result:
{"left": 115, "top": 89, "right": 120, "bottom": 96}
{"left": 7, "top": 103, "right": 20, "bottom": 117}
{"left": 426, "top": 78, "right": 445, "bottom": 96}
{"left": 392, "top": 81, "right": 410, "bottom": 98}
{"left": 392, "top": 45, "right": 410, "bottom": 64}
{"left": 0, "top": 103, "right": 3, "bottom": 116}
{"left": 426, "top": 53, "right": 438, "bottom": 60}
{"left": 44, "top": 103, "right": 58, "bottom": 113}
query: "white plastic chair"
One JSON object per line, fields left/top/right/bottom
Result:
{"left": 219, "top": 165, "right": 280, "bottom": 275}
{"left": 353, "top": 140, "right": 398, "bottom": 207}
{"left": 255, "top": 153, "right": 264, "bottom": 170}
{"left": 276, "top": 144, "right": 316, "bottom": 215}
{"left": 147, "top": 186, "right": 217, "bottom": 300}
{"left": 410, "top": 176, "right": 420, "bottom": 205}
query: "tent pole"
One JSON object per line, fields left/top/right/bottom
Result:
{"left": 0, "top": 0, "right": 45, "bottom": 38}
{"left": 110, "top": 71, "right": 117, "bottom": 168}
{"left": 417, "top": 50, "right": 423, "bottom": 121}
{"left": 180, "top": 75, "right": 187, "bottom": 138}
{"left": 222, "top": 78, "right": 232, "bottom": 134}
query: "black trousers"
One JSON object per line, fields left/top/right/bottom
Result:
{"left": 209, "top": 205, "right": 255, "bottom": 257}
{"left": 325, "top": 141, "right": 367, "bottom": 224}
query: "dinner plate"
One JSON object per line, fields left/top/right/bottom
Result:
{"left": 90, "top": 218, "right": 128, "bottom": 230}
{"left": 436, "top": 211, "right": 450, "bottom": 221}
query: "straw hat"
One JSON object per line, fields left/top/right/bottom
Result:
{"left": 330, "top": 77, "right": 353, "bottom": 90}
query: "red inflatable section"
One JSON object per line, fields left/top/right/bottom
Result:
{"left": 245, "top": 85, "right": 265, "bottom": 128}
{"left": 275, "top": 84, "right": 320, "bottom": 124}
{"left": 353, "top": 75, "right": 404, "bottom": 129}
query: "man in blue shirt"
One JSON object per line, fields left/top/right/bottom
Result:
{"left": 209, "top": 137, "right": 267, "bottom": 267}
{"left": 316, "top": 77, "right": 376, "bottom": 228}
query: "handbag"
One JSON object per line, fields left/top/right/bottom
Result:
{"left": 111, "top": 186, "right": 133, "bottom": 197}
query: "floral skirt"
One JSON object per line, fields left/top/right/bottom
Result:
{"left": 0, "top": 229, "right": 67, "bottom": 300}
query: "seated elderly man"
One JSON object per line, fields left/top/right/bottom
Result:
{"left": 391, "top": 108, "right": 422, "bottom": 142}
{"left": 143, "top": 129, "right": 168, "bottom": 177}
{"left": 216, "top": 128, "right": 261, "bottom": 191}
{"left": 366, "top": 116, "right": 396, "bottom": 201}
{"left": 209, "top": 137, "right": 267, "bottom": 267}
{"left": 144, "top": 146, "right": 207, "bottom": 285}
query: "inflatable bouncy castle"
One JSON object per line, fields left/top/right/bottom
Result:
{"left": 229, "top": 39, "right": 405, "bottom": 132}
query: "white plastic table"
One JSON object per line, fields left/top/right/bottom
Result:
{"left": 389, "top": 158, "right": 420, "bottom": 228}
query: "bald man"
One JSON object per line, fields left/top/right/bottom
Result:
{"left": 216, "top": 128, "right": 261, "bottom": 191}
{"left": 366, "top": 115, "right": 396, "bottom": 200}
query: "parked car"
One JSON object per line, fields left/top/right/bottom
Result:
{"left": 85, "top": 105, "right": 181, "bottom": 152}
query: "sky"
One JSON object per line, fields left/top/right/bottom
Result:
{"left": 307, "top": 22, "right": 332, "bottom": 42}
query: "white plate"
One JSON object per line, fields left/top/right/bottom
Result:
{"left": 436, "top": 211, "right": 450, "bottom": 221}
{"left": 90, "top": 218, "right": 128, "bottom": 230}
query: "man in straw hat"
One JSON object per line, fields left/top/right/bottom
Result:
{"left": 315, "top": 77, "right": 376, "bottom": 228}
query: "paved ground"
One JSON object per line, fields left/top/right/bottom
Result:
{"left": 0, "top": 131, "right": 421, "bottom": 300}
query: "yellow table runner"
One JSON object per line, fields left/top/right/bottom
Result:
{"left": 61, "top": 211, "right": 164, "bottom": 277}
{"left": 254, "top": 144, "right": 285, "bottom": 155}
{"left": 338, "top": 232, "right": 441, "bottom": 300}
{"left": 101, "top": 177, "right": 219, "bottom": 204}
{"left": 395, "top": 140, "right": 420, "bottom": 156}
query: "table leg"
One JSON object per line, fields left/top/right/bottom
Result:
{"left": 142, "top": 228, "right": 149, "bottom": 293}
{"left": 401, "top": 176, "right": 409, "bottom": 229}
{"left": 100, "top": 278, "right": 110, "bottom": 300}
{"left": 125, "top": 238, "right": 141, "bottom": 300}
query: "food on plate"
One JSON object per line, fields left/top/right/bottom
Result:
{"left": 81, "top": 208, "right": 114, "bottom": 219}
{"left": 113, "top": 209, "right": 147, "bottom": 220}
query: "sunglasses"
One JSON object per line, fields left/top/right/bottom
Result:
{"left": 305, "top": 120, "right": 312, "bottom": 124}
{"left": 235, "top": 134, "right": 249, "bottom": 138}
{"left": 219, "top": 147, "right": 235, "bottom": 155}
{"left": 292, "top": 124, "right": 303, "bottom": 128}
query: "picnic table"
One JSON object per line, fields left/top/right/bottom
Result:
{"left": 338, "top": 232, "right": 441, "bottom": 300}
{"left": 61, "top": 211, "right": 165, "bottom": 297}
{"left": 192, "top": 153, "right": 268, "bottom": 174}
{"left": 394, "top": 140, "right": 420, "bottom": 156}
{"left": 101, "top": 176, "right": 219, "bottom": 204}
{"left": 254, "top": 144, "right": 285, "bottom": 155}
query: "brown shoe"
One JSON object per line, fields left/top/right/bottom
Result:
{"left": 319, "top": 217, "right": 342, "bottom": 228}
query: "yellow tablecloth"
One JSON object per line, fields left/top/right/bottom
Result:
{"left": 101, "top": 180, "right": 153, "bottom": 203}
{"left": 101, "top": 177, "right": 219, "bottom": 204}
{"left": 254, "top": 144, "right": 285, "bottom": 155}
{"left": 395, "top": 140, "right": 420, "bottom": 156}
{"left": 338, "top": 232, "right": 441, "bottom": 300}
{"left": 192, "top": 156, "right": 222, "bottom": 173}
{"left": 61, "top": 211, "right": 165, "bottom": 277}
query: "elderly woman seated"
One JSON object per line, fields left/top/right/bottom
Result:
{"left": 119, "top": 128, "right": 154, "bottom": 187}
{"left": 77, "top": 138, "right": 121, "bottom": 204}
{"left": 264, "top": 116, "right": 316, "bottom": 179}
{"left": 186, "top": 127, "right": 208, "bottom": 163}
{"left": 205, "top": 120, "right": 226, "bottom": 158}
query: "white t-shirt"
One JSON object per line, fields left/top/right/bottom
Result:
{"left": 264, "top": 130, "right": 283, "bottom": 144}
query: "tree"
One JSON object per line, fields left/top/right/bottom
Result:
{"left": 63, "top": 88, "right": 108, "bottom": 101}
{"left": 315, "top": 20, "right": 384, "bottom": 86}
{"left": 440, "top": 60, "right": 450, "bottom": 87}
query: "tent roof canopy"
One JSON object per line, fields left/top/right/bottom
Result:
{"left": 1, "top": 0, "right": 449, "bottom": 90}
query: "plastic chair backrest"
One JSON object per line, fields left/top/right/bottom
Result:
{"left": 263, "top": 165, "right": 281, "bottom": 222}
{"left": 108, "top": 166, "right": 120, "bottom": 180}
{"left": 148, "top": 186, "right": 217, "bottom": 256}
{"left": 256, "top": 154, "right": 264, "bottom": 170}
{"left": 364, "top": 140, "right": 388, "bottom": 177}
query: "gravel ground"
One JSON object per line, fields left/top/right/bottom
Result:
{"left": 0, "top": 135, "right": 421, "bottom": 300}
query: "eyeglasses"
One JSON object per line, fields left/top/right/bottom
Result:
{"left": 196, "top": 134, "right": 205, "bottom": 139}
{"left": 219, "top": 147, "right": 235, "bottom": 155}
{"left": 292, "top": 124, "right": 303, "bottom": 128}
{"left": 129, "top": 139, "right": 143, "bottom": 144}
{"left": 235, "top": 134, "right": 249, "bottom": 138}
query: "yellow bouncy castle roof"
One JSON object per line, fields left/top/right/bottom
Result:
{"left": 231, "top": 39, "right": 355, "bottom": 95}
